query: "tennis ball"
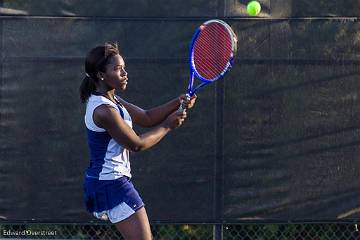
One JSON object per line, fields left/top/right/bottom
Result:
{"left": 247, "top": 1, "right": 261, "bottom": 16}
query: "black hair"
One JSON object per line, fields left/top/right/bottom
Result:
{"left": 79, "top": 43, "right": 120, "bottom": 103}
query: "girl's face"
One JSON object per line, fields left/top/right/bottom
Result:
{"left": 103, "top": 54, "right": 128, "bottom": 91}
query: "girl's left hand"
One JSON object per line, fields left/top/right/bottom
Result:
{"left": 179, "top": 94, "right": 197, "bottom": 109}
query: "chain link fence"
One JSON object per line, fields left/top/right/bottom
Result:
{"left": 1, "top": 223, "right": 359, "bottom": 239}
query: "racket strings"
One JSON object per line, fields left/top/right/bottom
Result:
{"left": 193, "top": 23, "right": 233, "bottom": 80}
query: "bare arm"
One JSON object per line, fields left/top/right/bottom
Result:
{"left": 117, "top": 95, "right": 196, "bottom": 128}
{"left": 93, "top": 104, "right": 186, "bottom": 152}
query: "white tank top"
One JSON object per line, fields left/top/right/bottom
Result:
{"left": 84, "top": 94, "right": 132, "bottom": 180}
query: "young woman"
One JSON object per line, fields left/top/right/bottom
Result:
{"left": 79, "top": 43, "right": 196, "bottom": 240}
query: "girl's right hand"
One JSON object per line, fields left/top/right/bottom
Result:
{"left": 164, "top": 111, "right": 187, "bottom": 129}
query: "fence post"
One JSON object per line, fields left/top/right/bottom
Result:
{"left": 214, "top": 1, "right": 225, "bottom": 239}
{"left": 213, "top": 224, "right": 223, "bottom": 240}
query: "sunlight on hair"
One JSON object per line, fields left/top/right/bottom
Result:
{"left": 104, "top": 42, "right": 120, "bottom": 59}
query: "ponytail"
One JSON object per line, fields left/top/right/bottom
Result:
{"left": 79, "top": 75, "right": 96, "bottom": 103}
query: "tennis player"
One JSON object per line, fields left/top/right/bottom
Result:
{"left": 79, "top": 43, "right": 196, "bottom": 240}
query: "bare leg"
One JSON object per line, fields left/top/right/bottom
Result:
{"left": 115, "top": 207, "right": 152, "bottom": 240}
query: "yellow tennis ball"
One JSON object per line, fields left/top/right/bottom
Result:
{"left": 247, "top": 1, "right": 261, "bottom": 16}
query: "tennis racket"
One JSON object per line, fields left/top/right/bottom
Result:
{"left": 178, "top": 19, "right": 238, "bottom": 112}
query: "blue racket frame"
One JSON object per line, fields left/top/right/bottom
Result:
{"left": 186, "top": 19, "right": 237, "bottom": 97}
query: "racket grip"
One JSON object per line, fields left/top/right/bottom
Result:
{"left": 177, "top": 94, "right": 190, "bottom": 113}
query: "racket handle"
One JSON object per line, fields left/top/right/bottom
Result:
{"left": 177, "top": 94, "right": 190, "bottom": 113}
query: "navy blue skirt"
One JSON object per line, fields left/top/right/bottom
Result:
{"left": 83, "top": 176, "right": 144, "bottom": 213}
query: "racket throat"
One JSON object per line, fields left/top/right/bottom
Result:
{"left": 187, "top": 72, "right": 195, "bottom": 96}
{"left": 189, "top": 81, "right": 209, "bottom": 96}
